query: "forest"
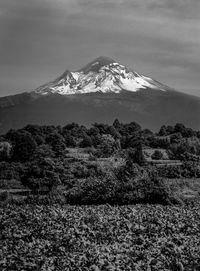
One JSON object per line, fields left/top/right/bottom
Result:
{"left": 0, "top": 120, "right": 200, "bottom": 205}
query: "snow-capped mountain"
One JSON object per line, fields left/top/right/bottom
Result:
{"left": 35, "top": 56, "right": 170, "bottom": 95}
{"left": 0, "top": 56, "right": 200, "bottom": 133}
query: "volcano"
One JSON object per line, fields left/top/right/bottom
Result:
{"left": 0, "top": 56, "right": 200, "bottom": 133}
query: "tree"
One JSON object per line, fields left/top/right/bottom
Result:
{"left": 174, "top": 123, "right": 186, "bottom": 134}
{"left": 158, "top": 125, "right": 168, "bottom": 136}
{"left": 151, "top": 150, "right": 163, "bottom": 160}
{"left": 43, "top": 170, "right": 61, "bottom": 192}
{"left": 22, "top": 159, "right": 61, "bottom": 192}
{"left": 87, "top": 126, "right": 100, "bottom": 137}
{"left": 64, "top": 133, "right": 76, "bottom": 147}
{"left": 0, "top": 142, "right": 12, "bottom": 161}
{"left": 134, "top": 143, "right": 146, "bottom": 166}
{"left": 63, "top": 122, "right": 79, "bottom": 131}
{"left": 117, "top": 152, "right": 145, "bottom": 182}
{"left": 34, "top": 135, "right": 45, "bottom": 145}
{"left": 33, "top": 144, "right": 54, "bottom": 159}
{"left": 113, "top": 119, "right": 121, "bottom": 129}
{"left": 121, "top": 122, "right": 141, "bottom": 137}
{"left": 142, "top": 129, "right": 153, "bottom": 136}
{"left": 170, "top": 133, "right": 182, "bottom": 144}
{"left": 93, "top": 123, "right": 109, "bottom": 134}
{"left": 11, "top": 131, "right": 37, "bottom": 162}
{"left": 166, "top": 125, "right": 175, "bottom": 135}
{"left": 107, "top": 126, "right": 121, "bottom": 139}
{"left": 46, "top": 132, "right": 66, "bottom": 157}
{"left": 79, "top": 134, "right": 93, "bottom": 148}
{"left": 0, "top": 161, "right": 25, "bottom": 181}
{"left": 97, "top": 134, "right": 120, "bottom": 157}
{"left": 128, "top": 132, "right": 144, "bottom": 148}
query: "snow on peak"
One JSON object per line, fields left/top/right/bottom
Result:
{"left": 35, "top": 57, "right": 168, "bottom": 95}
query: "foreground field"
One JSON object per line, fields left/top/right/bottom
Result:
{"left": 0, "top": 204, "right": 200, "bottom": 271}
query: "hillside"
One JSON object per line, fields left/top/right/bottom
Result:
{"left": 0, "top": 89, "right": 200, "bottom": 134}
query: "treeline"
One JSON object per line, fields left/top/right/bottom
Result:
{"left": 0, "top": 120, "right": 200, "bottom": 205}
{"left": 1, "top": 120, "right": 200, "bottom": 161}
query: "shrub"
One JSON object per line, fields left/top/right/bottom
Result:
{"left": 65, "top": 172, "right": 119, "bottom": 205}
{"left": 65, "top": 165, "right": 175, "bottom": 205}
{"left": 157, "top": 162, "right": 200, "bottom": 178}
{"left": 115, "top": 173, "right": 173, "bottom": 205}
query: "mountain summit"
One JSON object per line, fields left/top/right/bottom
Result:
{"left": 35, "top": 56, "right": 170, "bottom": 96}
{"left": 80, "top": 56, "right": 115, "bottom": 73}
{"left": 0, "top": 56, "right": 200, "bottom": 133}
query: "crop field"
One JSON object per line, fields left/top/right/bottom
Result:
{"left": 1, "top": 204, "right": 200, "bottom": 271}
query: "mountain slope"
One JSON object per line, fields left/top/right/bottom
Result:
{"left": 0, "top": 56, "right": 200, "bottom": 133}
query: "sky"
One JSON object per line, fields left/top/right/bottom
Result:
{"left": 0, "top": 0, "right": 200, "bottom": 97}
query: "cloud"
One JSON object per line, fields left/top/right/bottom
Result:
{"left": 0, "top": 0, "right": 199, "bottom": 97}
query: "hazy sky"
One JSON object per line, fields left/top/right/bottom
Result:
{"left": 0, "top": 0, "right": 200, "bottom": 97}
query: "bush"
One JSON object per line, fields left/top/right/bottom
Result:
{"left": 115, "top": 174, "right": 174, "bottom": 205}
{"left": 65, "top": 166, "right": 176, "bottom": 205}
{"left": 65, "top": 172, "right": 119, "bottom": 205}
{"left": 138, "top": 177, "right": 171, "bottom": 204}
{"left": 157, "top": 162, "right": 200, "bottom": 178}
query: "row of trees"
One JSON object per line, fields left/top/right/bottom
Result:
{"left": 1, "top": 120, "right": 200, "bottom": 163}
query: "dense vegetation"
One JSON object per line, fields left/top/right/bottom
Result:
{"left": 1, "top": 121, "right": 200, "bottom": 270}
{"left": 0, "top": 120, "right": 200, "bottom": 204}
{"left": 1, "top": 204, "right": 200, "bottom": 270}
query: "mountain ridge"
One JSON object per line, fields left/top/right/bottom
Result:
{"left": 35, "top": 56, "right": 172, "bottom": 96}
